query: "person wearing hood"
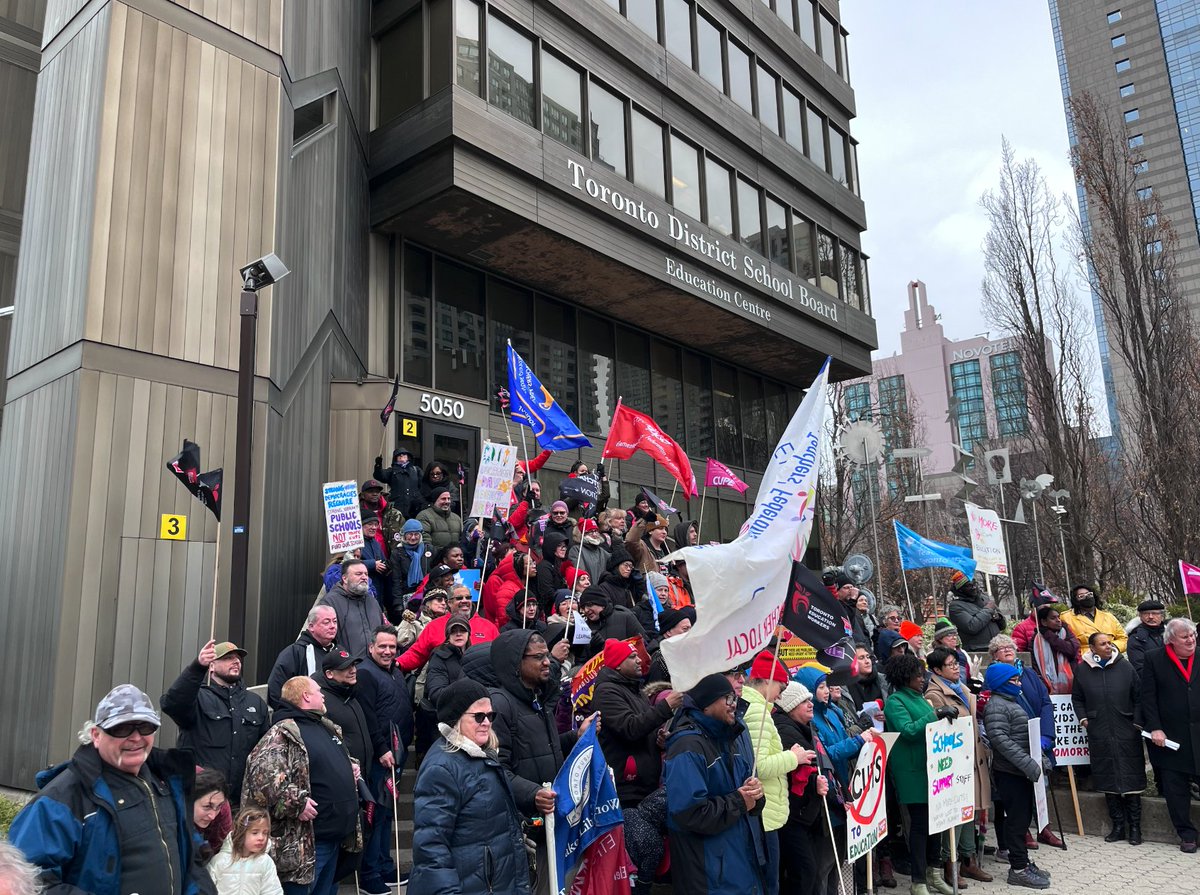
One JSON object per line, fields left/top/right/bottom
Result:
{"left": 981, "top": 662, "right": 1050, "bottom": 890}
{"left": 646, "top": 607, "right": 695, "bottom": 684}
{"left": 583, "top": 545, "right": 640, "bottom": 610}
{"left": 773, "top": 681, "right": 845, "bottom": 895}
{"left": 409, "top": 679, "right": 532, "bottom": 895}
{"left": 672, "top": 518, "right": 699, "bottom": 551}
{"left": 1029, "top": 604, "right": 1079, "bottom": 695}
{"left": 1125, "top": 598, "right": 1166, "bottom": 674}
{"left": 924, "top": 647, "right": 992, "bottom": 885}
{"left": 884, "top": 654, "right": 958, "bottom": 895}
{"left": 1061, "top": 583, "right": 1127, "bottom": 652}
{"left": 319, "top": 558, "right": 384, "bottom": 662}
{"left": 874, "top": 627, "right": 909, "bottom": 666}
{"left": 487, "top": 628, "right": 585, "bottom": 894}
{"left": 663, "top": 673, "right": 768, "bottom": 895}
{"left": 792, "top": 666, "right": 871, "bottom": 788}
{"left": 417, "top": 487, "right": 464, "bottom": 551}
{"left": 947, "top": 571, "right": 1004, "bottom": 652}
{"left": 535, "top": 531, "right": 569, "bottom": 613}
{"left": 268, "top": 606, "right": 340, "bottom": 710}
{"left": 503, "top": 590, "right": 548, "bottom": 635}
{"left": 484, "top": 551, "right": 528, "bottom": 625}
{"left": 426, "top": 614, "right": 471, "bottom": 709}
{"left": 313, "top": 650, "right": 374, "bottom": 770}
{"left": 743, "top": 652, "right": 814, "bottom": 895}
{"left": 577, "top": 590, "right": 647, "bottom": 662}
{"left": 241, "top": 676, "right": 363, "bottom": 894}
{"left": 374, "top": 448, "right": 422, "bottom": 517}
{"left": 1072, "top": 631, "right": 1146, "bottom": 846}
{"left": 850, "top": 645, "right": 887, "bottom": 706}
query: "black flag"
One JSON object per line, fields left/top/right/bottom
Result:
{"left": 780, "top": 562, "right": 853, "bottom": 650}
{"left": 166, "top": 440, "right": 223, "bottom": 520}
{"left": 380, "top": 374, "right": 401, "bottom": 427}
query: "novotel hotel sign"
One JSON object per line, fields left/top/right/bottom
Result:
{"left": 950, "top": 339, "right": 1017, "bottom": 362}
{"left": 564, "top": 158, "right": 842, "bottom": 326}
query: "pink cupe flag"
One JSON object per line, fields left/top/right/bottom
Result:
{"left": 1180, "top": 560, "right": 1200, "bottom": 595}
{"left": 704, "top": 457, "right": 749, "bottom": 493}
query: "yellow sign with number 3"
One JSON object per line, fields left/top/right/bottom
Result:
{"left": 160, "top": 514, "right": 187, "bottom": 540}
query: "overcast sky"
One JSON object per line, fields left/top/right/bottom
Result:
{"left": 841, "top": 2, "right": 1079, "bottom": 359}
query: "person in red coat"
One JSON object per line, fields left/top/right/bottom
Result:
{"left": 482, "top": 551, "right": 518, "bottom": 624}
{"left": 397, "top": 586, "right": 500, "bottom": 672}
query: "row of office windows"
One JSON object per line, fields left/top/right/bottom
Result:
{"left": 600, "top": 0, "right": 854, "bottom": 171}
{"left": 399, "top": 242, "right": 803, "bottom": 471}
{"left": 376, "top": 0, "right": 870, "bottom": 312}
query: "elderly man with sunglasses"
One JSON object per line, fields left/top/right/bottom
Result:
{"left": 9, "top": 684, "right": 213, "bottom": 895}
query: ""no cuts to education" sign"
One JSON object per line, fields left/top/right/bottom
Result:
{"left": 846, "top": 737, "right": 889, "bottom": 861}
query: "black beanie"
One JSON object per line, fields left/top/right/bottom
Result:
{"left": 608, "top": 545, "right": 633, "bottom": 573}
{"left": 687, "top": 673, "right": 734, "bottom": 710}
{"left": 658, "top": 606, "right": 696, "bottom": 634}
{"left": 436, "top": 678, "right": 490, "bottom": 725}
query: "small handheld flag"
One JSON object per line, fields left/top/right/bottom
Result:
{"left": 166, "top": 440, "right": 223, "bottom": 520}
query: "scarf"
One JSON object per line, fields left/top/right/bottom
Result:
{"left": 405, "top": 543, "right": 424, "bottom": 588}
{"left": 1167, "top": 644, "right": 1195, "bottom": 681}
{"left": 943, "top": 677, "right": 968, "bottom": 706}
{"left": 1031, "top": 629, "right": 1074, "bottom": 694}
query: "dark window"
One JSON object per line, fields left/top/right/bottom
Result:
{"left": 764, "top": 379, "right": 788, "bottom": 447}
{"left": 589, "top": 80, "right": 627, "bottom": 177}
{"left": 615, "top": 328, "right": 652, "bottom": 419}
{"left": 765, "top": 196, "right": 789, "bottom": 270}
{"left": 712, "top": 362, "right": 742, "bottom": 466}
{"left": 817, "top": 229, "right": 838, "bottom": 295}
{"left": 737, "top": 178, "right": 762, "bottom": 254}
{"left": 740, "top": 372, "right": 767, "bottom": 469}
{"left": 696, "top": 12, "right": 723, "bottom": 90}
{"left": 806, "top": 106, "right": 826, "bottom": 170}
{"left": 378, "top": 11, "right": 423, "bottom": 126}
{"left": 535, "top": 296, "right": 578, "bottom": 418}
{"left": 631, "top": 109, "right": 666, "bottom": 199}
{"left": 294, "top": 95, "right": 329, "bottom": 143}
{"left": 403, "top": 246, "right": 433, "bottom": 386}
{"left": 541, "top": 50, "right": 584, "bottom": 151}
{"left": 792, "top": 212, "right": 816, "bottom": 284}
{"left": 757, "top": 64, "right": 780, "bottom": 134}
{"left": 455, "top": 0, "right": 481, "bottom": 95}
{"left": 434, "top": 259, "right": 487, "bottom": 397}
{"left": 489, "top": 279, "right": 533, "bottom": 398}
{"left": 704, "top": 156, "right": 735, "bottom": 237}
{"left": 950, "top": 360, "right": 987, "bottom": 454}
{"left": 818, "top": 11, "right": 838, "bottom": 68}
{"left": 797, "top": 0, "right": 816, "bottom": 48}
{"left": 782, "top": 86, "right": 804, "bottom": 152}
{"left": 829, "top": 126, "right": 848, "bottom": 185}
{"left": 671, "top": 134, "right": 703, "bottom": 220}
{"left": 578, "top": 312, "right": 616, "bottom": 435}
{"left": 628, "top": 1, "right": 658, "bottom": 40}
{"left": 651, "top": 340, "right": 685, "bottom": 445}
{"left": 487, "top": 14, "right": 535, "bottom": 126}
{"left": 683, "top": 351, "right": 714, "bottom": 456}
{"left": 664, "top": 0, "right": 693, "bottom": 65}
{"left": 728, "top": 39, "right": 753, "bottom": 113}
{"left": 429, "top": 0, "right": 452, "bottom": 93}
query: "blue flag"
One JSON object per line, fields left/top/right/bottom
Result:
{"left": 507, "top": 342, "right": 592, "bottom": 451}
{"left": 552, "top": 724, "right": 623, "bottom": 889}
{"left": 893, "top": 520, "right": 977, "bottom": 577}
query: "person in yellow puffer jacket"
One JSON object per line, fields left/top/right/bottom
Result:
{"left": 1061, "top": 584, "right": 1127, "bottom": 652}
{"left": 742, "top": 650, "right": 817, "bottom": 895}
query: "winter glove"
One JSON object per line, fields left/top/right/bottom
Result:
{"left": 375, "top": 455, "right": 383, "bottom": 466}
{"left": 644, "top": 508, "right": 659, "bottom": 523}
{"left": 935, "top": 705, "right": 959, "bottom": 722}
{"left": 1040, "top": 752, "right": 1053, "bottom": 776}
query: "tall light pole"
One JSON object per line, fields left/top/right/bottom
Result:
{"left": 229, "top": 253, "right": 289, "bottom": 646}
{"left": 1049, "top": 489, "right": 1071, "bottom": 589}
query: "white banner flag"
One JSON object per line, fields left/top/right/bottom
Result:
{"left": 966, "top": 503, "right": 1008, "bottom": 575}
{"left": 660, "top": 359, "right": 830, "bottom": 692}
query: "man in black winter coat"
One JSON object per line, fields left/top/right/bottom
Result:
{"left": 313, "top": 649, "right": 376, "bottom": 770}
{"left": 161, "top": 639, "right": 267, "bottom": 801}
{"left": 267, "top": 605, "right": 340, "bottom": 709}
{"left": 1127, "top": 599, "right": 1167, "bottom": 674}
{"left": 592, "top": 639, "right": 683, "bottom": 808}
{"left": 578, "top": 592, "right": 647, "bottom": 661}
{"left": 948, "top": 571, "right": 1004, "bottom": 651}
{"left": 374, "top": 449, "right": 422, "bottom": 517}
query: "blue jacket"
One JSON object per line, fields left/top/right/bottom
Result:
{"left": 409, "top": 731, "right": 531, "bottom": 895}
{"left": 793, "top": 667, "right": 864, "bottom": 786}
{"left": 663, "top": 706, "right": 766, "bottom": 895}
{"left": 1019, "top": 663, "right": 1056, "bottom": 750}
{"left": 9, "top": 744, "right": 203, "bottom": 895}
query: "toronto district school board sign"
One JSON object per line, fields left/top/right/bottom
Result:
{"left": 565, "top": 159, "right": 842, "bottom": 327}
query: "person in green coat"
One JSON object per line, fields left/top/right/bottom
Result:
{"left": 884, "top": 653, "right": 958, "bottom": 895}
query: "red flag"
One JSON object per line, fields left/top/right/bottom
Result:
{"left": 568, "top": 827, "right": 635, "bottom": 895}
{"left": 1181, "top": 560, "right": 1200, "bottom": 595}
{"left": 601, "top": 403, "right": 698, "bottom": 497}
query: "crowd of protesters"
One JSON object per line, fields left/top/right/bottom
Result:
{"left": 7, "top": 457, "right": 1198, "bottom": 895}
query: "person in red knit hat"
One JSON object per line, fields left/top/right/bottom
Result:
{"left": 900, "top": 620, "right": 925, "bottom": 659}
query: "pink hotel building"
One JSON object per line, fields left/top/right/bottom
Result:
{"left": 844, "top": 281, "right": 1031, "bottom": 481}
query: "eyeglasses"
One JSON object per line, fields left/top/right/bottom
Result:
{"left": 725, "top": 670, "right": 746, "bottom": 680}
{"left": 942, "top": 659, "right": 960, "bottom": 667}
{"left": 465, "top": 711, "right": 497, "bottom": 724}
{"left": 523, "top": 652, "right": 551, "bottom": 663}
{"left": 722, "top": 693, "right": 738, "bottom": 706}
{"left": 103, "top": 721, "right": 158, "bottom": 738}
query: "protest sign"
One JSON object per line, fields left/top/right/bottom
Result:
{"left": 453, "top": 568, "right": 482, "bottom": 600}
{"left": 925, "top": 717, "right": 976, "bottom": 834}
{"left": 966, "top": 504, "right": 1008, "bottom": 575}
{"left": 1050, "top": 694, "right": 1090, "bottom": 766}
{"left": 468, "top": 441, "right": 517, "bottom": 519}
{"left": 560, "top": 474, "right": 602, "bottom": 514}
{"left": 846, "top": 737, "right": 889, "bottom": 861}
{"left": 572, "top": 612, "right": 592, "bottom": 645}
{"left": 571, "top": 636, "right": 650, "bottom": 717}
{"left": 782, "top": 562, "right": 853, "bottom": 649}
{"left": 1029, "top": 718, "right": 1049, "bottom": 829}
{"left": 323, "top": 481, "right": 364, "bottom": 553}
{"left": 551, "top": 725, "right": 628, "bottom": 895}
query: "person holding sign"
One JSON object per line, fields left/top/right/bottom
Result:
{"left": 1071, "top": 631, "right": 1145, "bottom": 845}
{"left": 981, "top": 663, "right": 1050, "bottom": 890}
{"left": 883, "top": 654, "right": 957, "bottom": 895}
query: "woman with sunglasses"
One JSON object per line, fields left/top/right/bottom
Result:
{"left": 410, "top": 678, "right": 531, "bottom": 895}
